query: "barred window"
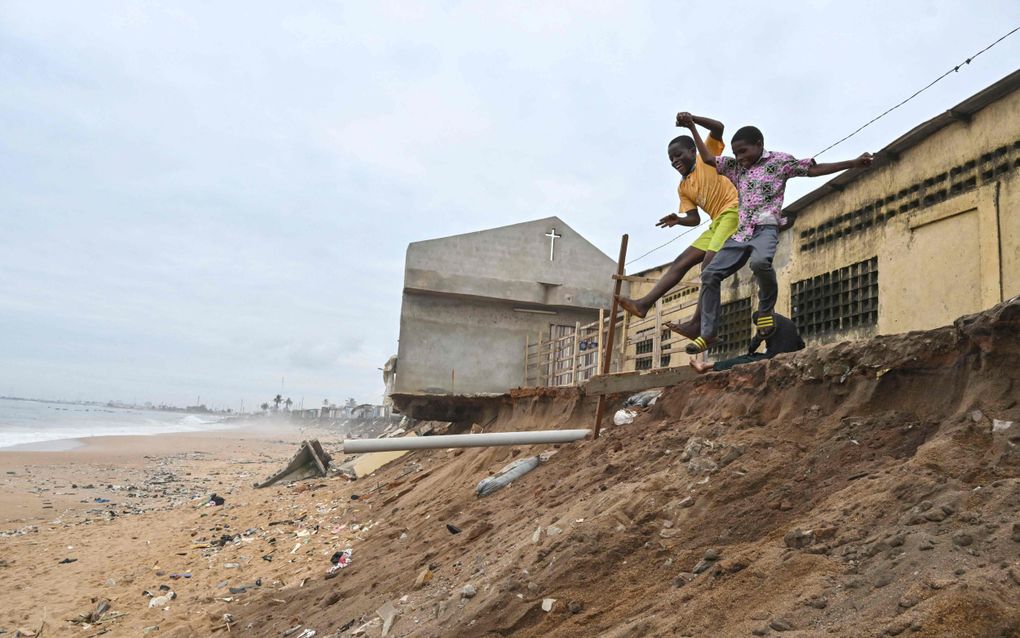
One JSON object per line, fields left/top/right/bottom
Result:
{"left": 791, "top": 257, "right": 878, "bottom": 337}
{"left": 709, "top": 297, "right": 753, "bottom": 358}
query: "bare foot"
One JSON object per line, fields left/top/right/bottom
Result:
{"left": 664, "top": 321, "right": 699, "bottom": 340}
{"left": 615, "top": 295, "right": 648, "bottom": 319}
{"left": 688, "top": 359, "right": 714, "bottom": 374}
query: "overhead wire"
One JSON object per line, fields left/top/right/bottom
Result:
{"left": 624, "top": 25, "right": 1020, "bottom": 268}
{"left": 814, "top": 25, "right": 1019, "bottom": 157}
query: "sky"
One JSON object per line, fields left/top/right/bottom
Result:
{"left": 1, "top": 2, "right": 1018, "bottom": 410}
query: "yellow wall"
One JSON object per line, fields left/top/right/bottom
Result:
{"left": 786, "top": 88, "right": 1020, "bottom": 343}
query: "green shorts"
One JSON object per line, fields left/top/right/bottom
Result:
{"left": 690, "top": 208, "right": 739, "bottom": 253}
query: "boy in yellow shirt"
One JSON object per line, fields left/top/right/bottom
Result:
{"left": 616, "top": 112, "right": 739, "bottom": 340}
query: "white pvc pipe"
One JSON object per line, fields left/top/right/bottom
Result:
{"left": 342, "top": 429, "right": 591, "bottom": 453}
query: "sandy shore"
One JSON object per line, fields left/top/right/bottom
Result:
{"left": 0, "top": 418, "right": 355, "bottom": 636}
{"left": 0, "top": 419, "right": 342, "bottom": 526}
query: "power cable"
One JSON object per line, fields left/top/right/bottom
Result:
{"left": 814, "top": 25, "right": 1019, "bottom": 157}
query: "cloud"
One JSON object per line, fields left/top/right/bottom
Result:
{"left": 1, "top": 1, "right": 1018, "bottom": 407}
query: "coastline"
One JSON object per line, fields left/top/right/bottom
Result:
{"left": 0, "top": 418, "right": 344, "bottom": 526}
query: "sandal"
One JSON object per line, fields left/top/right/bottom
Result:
{"left": 685, "top": 336, "right": 717, "bottom": 355}
{"left": 755, "top": 313, "right": 776, "bottom": 337}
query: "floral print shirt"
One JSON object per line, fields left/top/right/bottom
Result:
{"left": 715, "top": 151, "right": 815, "bottom": 242}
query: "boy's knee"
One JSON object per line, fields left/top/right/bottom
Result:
{"left": 700, "top": 267, "right": 723, "bottom": 285}
{"left": 749, "top": 257, "right": 773, "bottom": 273}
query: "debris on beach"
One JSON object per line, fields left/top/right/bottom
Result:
{"left": 255, "top": 440, "right": 331, "bottom": 488}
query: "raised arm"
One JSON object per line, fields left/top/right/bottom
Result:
{"left": 806, "top": 152, "right": 874, "bottom": 177}
{"left": 690, "top": 114, "right": 725, "bottom": 141}
{"left": 677, "top": 112, "right": 717, "bottom": 167}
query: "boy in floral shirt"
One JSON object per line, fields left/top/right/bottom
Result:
{"left": 677, "top": 112, "right": 873, "bottom": 354}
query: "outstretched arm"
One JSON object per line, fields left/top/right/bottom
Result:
{"left": 806, "top": 153, "right": 874, "bottom": 177}
{"left": 656, "top": 209, "right": 701, "bottom": 229}
{"left": 677, "top": 112, "right": 718, "bottom": 167}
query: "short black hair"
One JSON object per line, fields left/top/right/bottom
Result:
{"left": 668, "top": 135, "right": 696, "bottom": 151}
{"left": 732, "top": 126, "right": 764, "bottom": 146}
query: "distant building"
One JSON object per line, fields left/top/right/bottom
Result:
{"left": 391, "top": 216, "right": 619, "bottom": 404}
{"left": 623, "top": 70, "right": 1020, "bottom": 367}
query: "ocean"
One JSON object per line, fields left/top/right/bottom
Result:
{"left": 0, "top": 397, "right": 233, "bottom": 450}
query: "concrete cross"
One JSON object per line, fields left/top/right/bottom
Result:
{"left": 545, "top": 228, "right": 561, "bottom": 261}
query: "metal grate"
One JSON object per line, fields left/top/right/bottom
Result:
{"left": 791, "top": 257, "right": 878, "bottom": 337}
{"left": 798, "top": 138, "right": 1020, "bottom": 252}
{"left": 709, "top": 297, "right": 753, "bottom": 358}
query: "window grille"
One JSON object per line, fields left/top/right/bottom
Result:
{"left": 791, "top": 257, "right": 878, "bottom": 336}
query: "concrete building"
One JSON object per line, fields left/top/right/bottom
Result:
{"left": 624, "top": 69, "right": 1020, "bottom": 366}
{"left": 392, "top": 216, "right": 618, "bottom": 403}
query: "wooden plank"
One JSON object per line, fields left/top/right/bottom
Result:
{"left": 583, "top": 366, "right": 697, "bottom": 396}
{"left": 593, "top": 234, "right": 628, "bottom": 438}
{"left": 612, "top": 274, "right": 660, "bottom": 284}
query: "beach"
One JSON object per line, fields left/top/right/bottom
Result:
{"left": 0, "top": 418, "right": 348, "bottom": 636}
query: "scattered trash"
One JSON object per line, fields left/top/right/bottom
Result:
{"left": 624, "top": 389, "right": 662, "bottom": 408}
{"left": 377, "top": 600, "right": 398, "bottom": 637}
{"left": 262, "top": 554, "right": 274, "bottom": 562}
{"left": 148, "top": 591, "right": 176, "bottom": 608}
{"left": 58, "top": 558, "right": 77, "bottom": 564}
{"left": 169, "top": 573, "right": 191, "bottom": 579}
{"left": 229, "top": 578, "right": 262, "bottom": 594}
{"left": 613, "top": 409, "right": 638, "bottom": 426}
{"left": 212, "top": 534, "right": 236, "bottom": 547}
{"left": 413, "top": 568, "right": 433, "bottom": 589}
{"left": 207, "top": 494, "right": 225, "bottom": 506}
{"left": 223, "top": 563, "right": 239, "bottom": 569}
{"left": 461, "top": 584, "right": 477, "bottom": 599}
{"left": 446, "top": 524, "right": 462, "bottom": 534}
{"left": 476, "top": 456, "right": 541, "bottom": 497}
{"left": 93, "top": 497, "right": 111, "bottom": 504}
{"left": 255, "top": 440, "right": 332, "bottom": 488}
{"left": 993, "top": 419, "right": 1016, "bottom": 434}
{"left": 542, "top": 598, "right": 557, "bottom": 612}
{"left": 327, "top": 549, "right": 353, "bottom": 575}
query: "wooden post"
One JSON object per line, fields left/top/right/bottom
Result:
{"left": 619, "top": 312, "right": 630, "bottom": 373}
{"left": 652, "top": 299, "right": 663, "bottom": 369}
{"left": 571, "top": 321, "right": 581, "bottom": 386}
{"left": 593, "top": 234, "right": 628, "bottom": 438}
{"left": 596, "top": 308, "right": 605, "bottom": 374}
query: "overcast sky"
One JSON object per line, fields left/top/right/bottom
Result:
{"left": 1, "top": 2, "right": 1018, "bottom": 410}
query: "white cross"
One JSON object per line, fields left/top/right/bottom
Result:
{"left": 545, "top": 228, "right": 561, "bottom": 261}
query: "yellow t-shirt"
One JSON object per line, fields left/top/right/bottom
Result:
{"left": 677, "top": 135, "right": 739, "bottom": 219}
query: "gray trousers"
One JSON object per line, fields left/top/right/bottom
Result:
{"left": 699, "top": 225, "right": 779, "bottom": 339}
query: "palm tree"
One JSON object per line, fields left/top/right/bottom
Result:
{"left": 273, "top": 394, "right": 283, "bottom": 411}
{"left": 260, "top": 402, "right": 269, "bottom": 413}
{"left": 323, "top": 399, "right": 329, "bottom": 407}
{"left": 284, "top": 397, "right": 293, "bottom": 411}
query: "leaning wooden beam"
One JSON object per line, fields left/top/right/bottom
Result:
{"left": 593, "top": 234, "right": 628, "bottom": 438}
{"left": 342, "top": 429, "right": 591, "bottom": 453}
{"left": 583, "top": 366, "right": 698, "bottom": 396}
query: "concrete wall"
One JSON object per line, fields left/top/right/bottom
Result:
{"left": 394, "top": 216, "right": 620, "bottom": 394}
{"left": 404, "top": 216, "right": 617, "bottom": 309}
{"left": 395, "top": 293, "right": 597, "bottom": 394}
